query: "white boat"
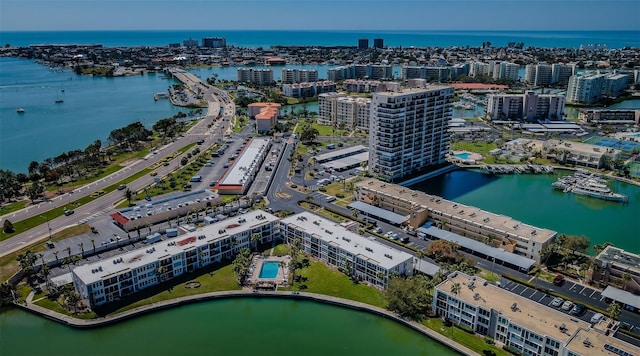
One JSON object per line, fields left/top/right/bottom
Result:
{"left": 572, "top": 180, "right": 628, "bottom": 202}
{"left": 16, "top": 108, "right": 25, "bottom": 113}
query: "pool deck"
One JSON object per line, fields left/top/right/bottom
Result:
{"left": 247, "top": 255, "right": 290, "bottom": 288}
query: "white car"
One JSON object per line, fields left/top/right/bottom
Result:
{"left": 550, "top": 297, "right": 564, "bottom": 308}
{"left": 561, "top": 301, "right": 574, "bottom": 311}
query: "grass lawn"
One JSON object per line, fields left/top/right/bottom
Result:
{"left": 272, "top": 244, "right": 291, "bottom": 256}
{"left": 0, "top": 224, "right": 92, "bottom": 282}
{"left": 34, "top": 297, "right": 97, "bottom": 319}
{"left": 0, "top": 200, "right": 29, "bottom": 217}
{"left": 422, "top": 318, "right": 508, "bottom": 356}
{"left": 106, "top": 263, "right": 240, "bottom": 315}
{"left": 450, "top": 141, "right": 498, "bottom": 157}
{"left": 285, "top": 260, "right": 387, "bottom": 308}
{"left": 477, "top": 269, "right": 501, "bottom": 283}
{"left": 294, "top": 123, "right": 348, "bottom": 137}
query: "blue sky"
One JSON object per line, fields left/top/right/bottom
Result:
{"left": 1, "top": 0, "right": 639, "bottom": 31}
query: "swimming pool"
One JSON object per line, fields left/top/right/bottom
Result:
{"left": 454, "top": 152, "right": 471, "bottom": 160}
{"left": 259, "top": 261, "right": 280, "bottom": 279}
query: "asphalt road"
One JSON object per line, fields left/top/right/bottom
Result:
{"left": 0, "top": 72, "right": 236, "bottom": 258}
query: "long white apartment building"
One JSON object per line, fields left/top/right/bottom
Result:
{"left": 72, "top": 210, "right": 280, "bottom": 307}
{"left": 281, "top": 81, "right": 337, "bottom": 98}
{"left": 434, "top": 272, "right": 639, "bottom": 356}
{"left": 469, "top": 61, "right": 519, "bottom": 81}
{"left": 328, "top": 64, "right": 393, "bottom": 81}
{"left": 566, "top": 73, "right": 607, "bottom": 104}
{"left": 216, "top": 138, "right": 271, "bottom": 195}
{"left": 318, "top": 92, "right": 371, "bottom": 131}
{"left": 280, "top": 212, "right": 414, "bottom": 288}
{"left": 355, "top": 178, "right": 556, "bottom": 262}
{"left": 281, "top": 68, "right": 318, "bottom": 84}
{"left": 486, "top": 91, "right": 565, "bottom": 122}
{"left": 237, "top": 68, "right": 274, "bottom": 86}
{"left": 369, "top": 86, "right": 454, "bottom": 181}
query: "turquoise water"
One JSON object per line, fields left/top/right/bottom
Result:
{"left": 409, "top": 169, "right": 640, "bottom": 254}
{"left": 2, "top": 30, "right": 638, "bottom": 48}
{"left": 0, "top": 298, "right": 458, "bottom": 356}
{"left": 453, "top": 152, "right": 471, "bottom": 160}
{"left": 259, "top": 261, "right": 280, "bottom": 278}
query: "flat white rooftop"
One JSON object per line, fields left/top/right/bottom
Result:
{"left": 74, "top": 210, "right": 279, "bottom": 285}
{"left": 281, "top": 212, "right": 413, "bottom": 270}
{"left": 220, "top": 138, "right": 270, "bottom": 186}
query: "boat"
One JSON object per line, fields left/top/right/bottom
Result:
{"left": 551, "top": 172, "right": 628, "bottom": 203}
{"left": 55, "top": 98, "right": 64, "bottom": 103}
{"left": 572, "top": 180, "right": 628, "bottom": 203}
{"left": 16, "top": 108, "right": 25, "bottom": 113}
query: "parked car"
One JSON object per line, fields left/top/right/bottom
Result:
{"left": 591, "top": 313, "right": 605, "bottom": 324}
{"left": 571, "top": 304, "right": 585, "bottom": 316}
{"left": 561, "top": 301, "right": 574, "bottom": 311}
{"left": 372, "top": 227, "right": 383, "bottom": 234}
{"left": 550, "top": 297, "right": 564, "bottom": 308}
{"left": 64, "top": 209, "right": 74, "bottom": 216}
{"left": 553, "top": 274, "right": 565, "bottom": 286}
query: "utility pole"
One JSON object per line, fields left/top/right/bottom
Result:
{"left": 40, "top": 215, "right": 52, "bottom": 240}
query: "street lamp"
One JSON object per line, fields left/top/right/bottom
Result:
{"left": 40, "top": 215, "right": 52, "bottom": 240}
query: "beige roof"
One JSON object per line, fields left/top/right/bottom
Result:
{"left": 357, "top": 178, "right": 556, "bottom": 244}
{"left": 565, "top": 327, "right": 640, "bottom": 356}
{"left": 437, "top": 273, "right": 591, "bottom": 342}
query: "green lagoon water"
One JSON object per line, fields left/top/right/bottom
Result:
{"left": 0, "top": 298, "right": 456, "bottom": 356}
{"left": 409, "top": 169, "right": 640, "bottom": 254}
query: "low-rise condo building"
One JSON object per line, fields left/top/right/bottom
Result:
{"left": 542, "top": 139, "right": 621, "bottom": 169}
{"left": 434, "top": 272, "right": 639, "bottom": 356}
{"left": 216, "top": 138, "right": 271, "bottom": 195}
{"left": 282, "top": 81, "right": 337, "bottom": 98}
{"left": 73, "top": 210, "right": 279, "bottom": 307}
{"left": 590, "top": 246, "right": 640, "bottom": 295}
{"left": 280, "top": 212, "right": 414, "bottom": 288}
{"left": 281, "top": 68, "right": 318, "bottom": 84}
{"left": 579, "top": 109, "right": 640, "bottom": 125}
{"left": 354, "top": 178, "right": 556, "bottom": 262}
{"left": 237, "top": 68, "right": 274, "bottom": 86}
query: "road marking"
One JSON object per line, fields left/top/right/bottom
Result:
{"left": 568, "top": 283, "right": 576, "bottom": 291}
{"left": 579, "top": 286, "right": 586, "bottom": 294}
{"left": 530, "top": 291, "right": 537, "bottom": 298}
{"left": 538, "top": 295, "right": 546, "bottom": 302}
{"left": 589, "top": 290, "right": 597, "bottom": 298}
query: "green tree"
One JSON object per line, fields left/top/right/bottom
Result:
{"left": 607, "top": 302, "right": 621, "bottom": 320}
{"left": 0, "top": 283, "right": 17, "bottom": 307}
{"left": 26, "top": 181, "right": 45, "bottom": 203}
{"left": 562, "top": 235, "right": 590, "bottom": 254}
{"left": 450, "top": 282, "right": 461, "bottom": 297}
{"left": 385, "top": 275, "right": 433, "bottom": 320}
{"left": 300, "top": 126, "right": 319, "bottom": 144}
{"left": 3, "top": 219, "right": 15, "bottom": 233}
{"left": 16, "top": 250, "right": 38, "bottom": 276}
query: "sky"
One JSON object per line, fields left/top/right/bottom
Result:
{"left": 1, "top": 0, "right": 639, "bottom": 32}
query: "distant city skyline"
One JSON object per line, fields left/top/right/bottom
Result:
{"left": 1, "top": 0, "right": 639, "bottom": 32}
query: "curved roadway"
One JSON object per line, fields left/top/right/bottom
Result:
{"left": 0, "top": 68, "right": 235, "bottom": 258}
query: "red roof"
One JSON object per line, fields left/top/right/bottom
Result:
{"left": 110, "top": 212, "right": 129, "bottom": 225}
{"left": 177, "top": 236, "right": 196, "bottom": 246}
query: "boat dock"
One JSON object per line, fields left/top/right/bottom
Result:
{"left": 483, "top": 164, "right": 554, "bottom": 175}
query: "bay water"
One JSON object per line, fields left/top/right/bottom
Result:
{"left": 0, "top": 298, "right": 457, "bottom": 356}
{"left": 409, "top": 169, "right": 640, "bottom": 254}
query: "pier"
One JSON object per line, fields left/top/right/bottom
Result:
{"left": 482, "top": 164, "right": 554, "bottom": 175}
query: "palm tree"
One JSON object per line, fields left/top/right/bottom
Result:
{"left": 124, "top": 188, "right": 133, "bottom": 206}
{"left": 416, "top": 250, "right": 425, "bottom": 272}
{"left": 90, "top": 238, "right": 96, "bottom": 254}
{"left": 52, "top": 251, "right": 60, "bottom": 264}
{"left": 608, "top": 302, "right": 621, "bottom": 321}
{"left": 251, "top": 233, "right": 261, "bottom": 252}
{"left": 622, "top": 273, "right": 632, "bottom": 291}
{"left": 450, "top": 282, "right": 461, "bottom": 297}
{"left": 78, "top": 242, "right": 84, "bottom": 256}
{"left": 65, "top": 246, "right": 71, "bottom": 258}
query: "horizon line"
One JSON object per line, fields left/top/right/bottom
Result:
{"left": 4, "top": 28, "right": 639, "bottom": 32}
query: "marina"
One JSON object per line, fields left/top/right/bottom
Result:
{"left": 552, "top": 169, "right": 629, "bottom": 203}
{"left": 483, "top": 164, "right": 554, "bottom": 174}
